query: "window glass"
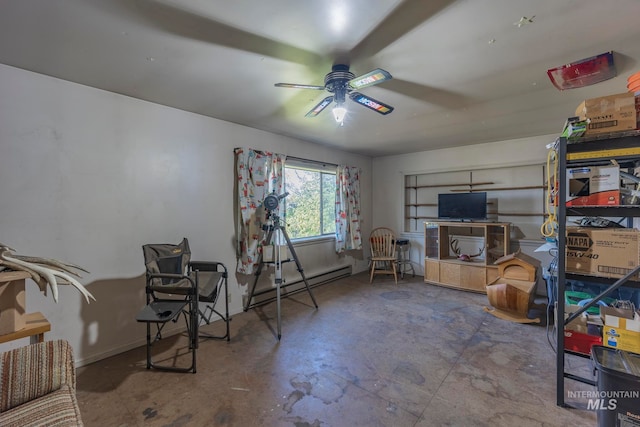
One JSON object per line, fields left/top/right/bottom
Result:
{"left": 284, "top": 165, "right": 336, "bottom": 239}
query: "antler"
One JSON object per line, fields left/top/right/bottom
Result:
{"left": 450, "top": 238, "right": 460, "bottom": 256}
{"left": 0, "top": 244, "right": 94, "bottom": 303}
{"left": 449, "top": 238, "right": 485, "bottom": 261}
{"left": 468, "top": 246, "right": 485, "bottom": 258}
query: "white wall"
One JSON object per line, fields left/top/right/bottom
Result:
{"left": 371, "top": 134, "right": 558, "bottom": 284}
{"left": 0, "top": 64, "right": 372, "bottom": 364}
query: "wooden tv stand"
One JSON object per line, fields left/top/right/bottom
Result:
{"left": 424, "top": 221, "right": 510, "bottom": 293}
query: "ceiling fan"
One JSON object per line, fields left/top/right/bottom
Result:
{"left": 275, "top": 64, "right": 394, "bottom": 123}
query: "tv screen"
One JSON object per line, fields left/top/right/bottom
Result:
{"left": 438, "top": 192, "right": 487, "bottom": 220}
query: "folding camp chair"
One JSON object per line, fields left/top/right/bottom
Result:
{"left": 191, "top": 261, "right": 230, "bottom": 341}
{"left": 136, "top": 238, "right": 230, "bottom": 373}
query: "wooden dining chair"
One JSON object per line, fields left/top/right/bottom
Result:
{"left": 369, "top": 227, "right": 398, "bottom": 284}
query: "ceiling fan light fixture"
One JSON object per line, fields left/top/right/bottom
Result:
{"left": 275, "top": 65, "right": 394, "bottom": 121}
{"left": 333, "top": 105, "right": 347, "bottom": 124}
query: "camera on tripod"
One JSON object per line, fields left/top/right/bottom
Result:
{"left": 245, "top": 191, "right": 318, "bottom": 339}
{"left": 263, "top": 191, "right": 289, "bottom": 213}
{"left": 263, "top": 192, "right": 289, "bottom": 229}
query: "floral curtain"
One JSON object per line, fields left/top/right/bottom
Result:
{"left": 235, "top": 148, "right": 286, "bottom": 274}
{"left": 335, "top": 165, "right": 362, "bottom": 253}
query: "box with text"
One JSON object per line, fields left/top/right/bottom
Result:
{"left": 575, "top": 92, "right": 639, "bottom": 135}
{"left": 566, "top": 165, "right": 619, "bottom": 206}
{"left": 565, "top": 227, "right": 640, "bottom": 280}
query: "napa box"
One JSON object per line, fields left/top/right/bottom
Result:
{"left": 565, "top": 227, "right": 640, "bottom": 280}
{"left": 575, "top": 92, "right": 639, "bottom": 135}
{"left": 566, "top": 165, "right": 619, "bottom": 206}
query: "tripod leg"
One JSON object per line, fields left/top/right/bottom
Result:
{"left": 280, "top": 226, "right": 319, "bottom": 309}
{"left": 273, "top": 228, "right": 284, "bottom": 340}
{"left": 276, "top": 278, "right": 282, "bottom": 340}
{"left": 243, "top": 227, "right": 273, "bottom": 312}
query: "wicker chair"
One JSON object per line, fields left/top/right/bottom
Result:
{"left": 0, "top": 339, "right": 82, "bottom": 426}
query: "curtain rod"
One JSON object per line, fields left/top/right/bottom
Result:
{"left": 234, "top": 147, "right": 338, "bottom": 168}
{"left": 287, "top": 155, "right": 338, "bottom": 168}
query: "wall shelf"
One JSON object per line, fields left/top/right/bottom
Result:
{"left": 451, "top": 185, "right": 546, "bottom": 192}
{"left": 406, "top": 181, "right": 495, "bottom": 189}
{"left": 404, "top": 166, "right": 546, "bottom": 237}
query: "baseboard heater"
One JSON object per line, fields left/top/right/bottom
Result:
{"left": 246, "top": 264, "right": 352, "bottom": 310}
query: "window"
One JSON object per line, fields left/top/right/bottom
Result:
{"left": 284, "top": 163, "right": 336, "bottom": 239}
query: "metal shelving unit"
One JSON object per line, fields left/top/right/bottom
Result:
{"left": 556, "top": 133, "right": 640, "bottom": 407}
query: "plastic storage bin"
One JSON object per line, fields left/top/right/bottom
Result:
{"left": 591, "top": 346, "right": 640, "bottom": 427}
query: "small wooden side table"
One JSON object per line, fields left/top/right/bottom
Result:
{"left": 0, "top": 312, "right": 51, "bottom": 344}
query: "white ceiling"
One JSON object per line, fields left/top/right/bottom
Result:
{"left": 1, "top": 0, "right": 639, "bottom": 156}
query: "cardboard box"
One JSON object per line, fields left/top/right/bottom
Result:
{"left": 565, "top": 227, "right": 640, "bottom": 280}
{"left": 575, "top": 92, "right": 639, "bottom": 135}
{"left": 566, "top": 165, "right": 620, "bottom": 206}
{"left": 560, "top": 117, "right": 587, "bottom": 140}
{"left": 601, "top": 305, "right": 635, "bottom": 320}
{"left": 565, "top": 304, "right": 590, "bottom": 334}
{"left": 602, "top": 307, "right": 640, "bottom": 353}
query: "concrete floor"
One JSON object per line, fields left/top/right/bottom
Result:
{"left": 76, "top": 272, "right": 597, "bottom": 426}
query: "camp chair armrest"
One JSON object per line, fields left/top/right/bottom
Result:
{"left": 190, "top": 261, "right": 228, "bottom": 277}
{"left": 148, "top": 272, "right": 192, "bottom": 281}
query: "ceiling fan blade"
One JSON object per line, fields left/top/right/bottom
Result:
{"left": 275, "top": 83, "right": 326, "bottom": 90}
{"left": 349, "top": 92, "right": 394, "bottom": 115}
{"left": 382, "top": 78, "right": 473, "bottom": 109}
{"left": 134, "top": 2, "right": 324, "bottom": 67}
{"left": 305, "top": 96, "right": 334, "bottom": 117}
{"left": 350, "top": 0, "right": 456, "bottom": 61}
{"left": 348, "top": 69, "right": 393, "bottom": 90}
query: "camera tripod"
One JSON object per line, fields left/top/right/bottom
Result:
{"left": 243, "top": 211, "right": 318, "bottom": 340}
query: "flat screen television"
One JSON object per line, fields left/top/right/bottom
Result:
{"left": 437, "top": 192, "right": 487, "bottom": 221}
